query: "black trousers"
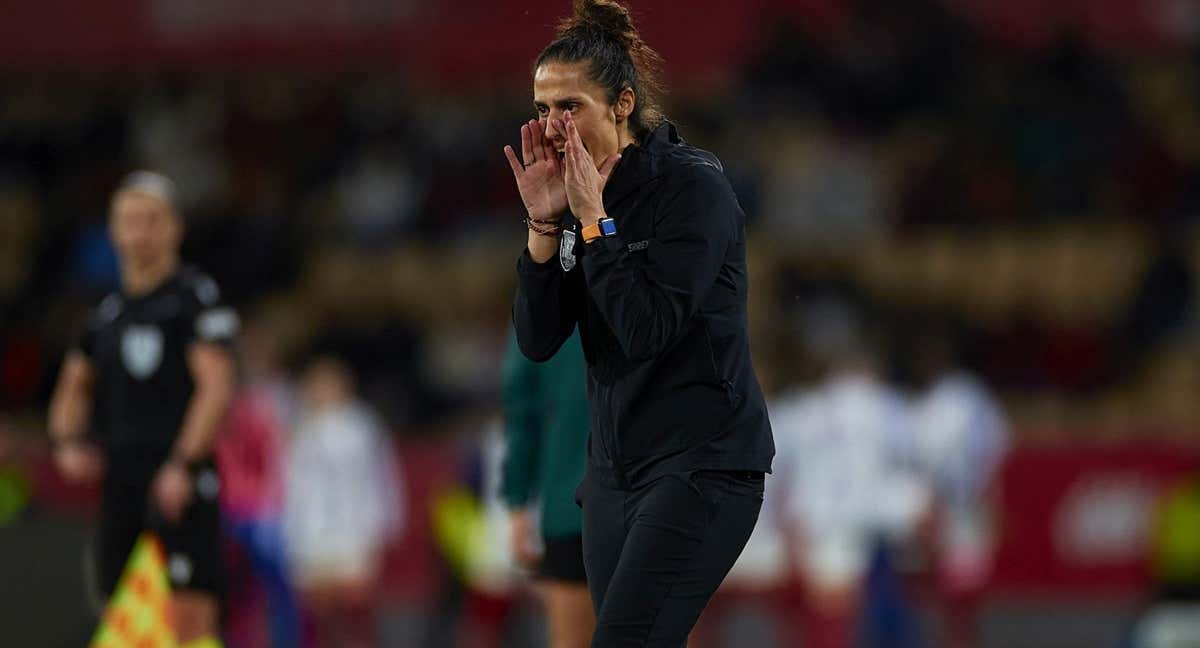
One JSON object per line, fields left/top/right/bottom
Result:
{"left": 579, "top": 469, "right": 764, "bottom": 647}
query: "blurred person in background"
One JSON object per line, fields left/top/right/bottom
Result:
{"left": 770, "top": 301, "right": 929, "bottom": 648}
{"left": 0, "top": 417, "right": 32, "bottom": 527}
{"left": 216, "top": 316, "right": 300, "bottom": 648}
{"left": 501, "top": 328, "right": 594, "bottom": 647}
{"left": 430, "top": 419, "right": 535, "bottom": 647}
{"left": 1127, "top": 472, "right": 1200, "bottom": 648}
{"left": 910, "top": 324, "right": 1008, "bottom": 648}
{"left": 47, "top": 171, "right": 237, "bottom": 647}
{"left": 282, "top": 355, "right": 403, "bottom": 648}
{"left": 508, "top": 1, "right": 774, "bottom": 643}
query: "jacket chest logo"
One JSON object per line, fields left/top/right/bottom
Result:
{"left": 122, "top": 324, "right": 163, "bottom": 379}
{"left": 559, "top": 228, "right": 577, "bottom": 272}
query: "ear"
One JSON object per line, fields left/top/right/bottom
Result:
{"left": 614, "top": 87, "right": 636, "bottom": 123}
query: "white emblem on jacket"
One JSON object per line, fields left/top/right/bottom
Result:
{"left": 122, "top": 324, "right": 163, "bottom": 379}
{"left": 559, "top": 228, "right": 577, "bottom": 272}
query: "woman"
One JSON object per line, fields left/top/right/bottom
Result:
{"left": 505, "top": 2, "right": 775, "bottom": 644}
{"left": 502, "top": 327, "right": 595, "bottom": 648}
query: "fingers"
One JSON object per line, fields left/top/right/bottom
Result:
{"left": 503, "top": 145, "right": 523, "bottom": 177}
{"left": 563, "top": 129, "right": 577, "bottom": 181}
{"left": 565, "top": 112, "right": 595, "bottom": 175}
{"left": 156, "top": 482, "right": 186, "bottom": 522}
{"left": 528, "top": 118, "right": 546, "bottom": 164}
{"left": 542, "top": 124, "right": 557, "bottom": 164}
{"left": 565, "top": 112, "right": 584, "bottom": 167}
{"left": 161, "top": 501, "right": 182, "bottom": 523}
{"left": 520, "top": 122, "right": 535, "bottom": 166}
{"left": 540, "top": 118, "right": 557, "bottom": 161}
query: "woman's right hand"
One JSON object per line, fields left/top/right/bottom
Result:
{"left": 504, "top": 119, "right": 567, "bottom": 222}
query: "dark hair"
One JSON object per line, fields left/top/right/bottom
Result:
{"left": 534, "top": 0, "right": 666, "bottom": 141}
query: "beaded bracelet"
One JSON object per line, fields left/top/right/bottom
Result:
{"left": 524, "top": 216, "right": 562, "bottom": 237}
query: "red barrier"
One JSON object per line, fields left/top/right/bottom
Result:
{"left": 991, "top": 439, "right": 1200, "bottom": 595}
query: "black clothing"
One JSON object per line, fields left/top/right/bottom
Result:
{"left": 78, "top": 265, "right": 237, "bottom": 596}
{"left": 95, "top": 460, "right": 225, "bottom": 598}
{"left": 513, "top": 122, "right": 774, "bottom": 491}
{"left": 579, "top": 470, "right": 764, "bottom": 646}
{"left": 537, "top": 534, "right": 588, "bottom": 584}
{"left": 79, "top": 265, "right": 237, "bottom": 477}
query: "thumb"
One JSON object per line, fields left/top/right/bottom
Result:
{"left": 598, "top": 153, "right": 622, "bottom": 185}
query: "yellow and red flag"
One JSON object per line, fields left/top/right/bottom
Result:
{"left": 89, "top": 532, "right": 176, "bottom": 648}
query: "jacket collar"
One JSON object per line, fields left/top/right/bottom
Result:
{"left": 603, "top": 121, "right": 680, "bottom": 210}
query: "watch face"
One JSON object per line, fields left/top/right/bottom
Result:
{"left": 600, "top": 219, "right": 618, "bottom": 236}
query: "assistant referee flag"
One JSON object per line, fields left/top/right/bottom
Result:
{"left": 89, "top": 532, "right": 175, "bottom": 648}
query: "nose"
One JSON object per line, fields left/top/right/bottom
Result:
{"left": 544, "top": 113, "right": 565, "bottom": 143}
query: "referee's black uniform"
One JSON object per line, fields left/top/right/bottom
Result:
{"left": 514, "top": 121, "right": 774, "bottom": 646}
{"left": 79, "top": 265, "right": 237, "bottom": 597}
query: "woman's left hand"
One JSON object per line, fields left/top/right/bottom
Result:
{"left": 561, "top": 111, "right": 621, "bottom": 227}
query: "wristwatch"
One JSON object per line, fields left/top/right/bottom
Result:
{"left": 582, "top": 217, "right": 617, "bottom": 243}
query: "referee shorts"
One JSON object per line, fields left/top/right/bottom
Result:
{"left": 538, "top": 534, "right": 588, "bottom": 584}
{"left": 93, "top": 461, "right": 225, "bottom": 600}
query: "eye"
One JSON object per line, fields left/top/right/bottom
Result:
{"left": 566, "top": 103, "right": 579, "bottom": 113}
{"left": 536, "top": 105, "right": 549, "bottom": 116}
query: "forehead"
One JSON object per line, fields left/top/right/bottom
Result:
{"left": 533, "top": 61, "right": 605, "bottom": 103}
{"left": 111, "top": 190, "right": 173, "bottom": 218}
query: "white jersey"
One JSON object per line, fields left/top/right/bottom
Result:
{"left": 910, "top": 371, "right": 1007, "bottom": 506}
{"left": 768, "top": 374, "right": 930, "bottom": 587}
{"left": 283, "top": 401, "right": 404, "bottom": 585}
{"left": 911, "top": 371, "right": 1007, "bottom": 579}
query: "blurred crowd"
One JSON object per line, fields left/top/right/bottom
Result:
{"left": 2, "top": 3, "right": 1200, "bottom": 436}
{"left": 3, "top": 0, "right": 1200, "bottom": 646}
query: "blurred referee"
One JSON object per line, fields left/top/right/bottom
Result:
{"left": 49, "top": 171, "right": 237, "bottom": 647}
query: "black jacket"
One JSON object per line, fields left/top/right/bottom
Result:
{"left": 513, "top": 122, "right": 774, "bottom": 490}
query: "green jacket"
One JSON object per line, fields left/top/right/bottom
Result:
{"left": 501, "top": 328, "right": 589, "bottom": 539}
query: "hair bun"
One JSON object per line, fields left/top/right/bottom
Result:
{"left": 570, "top": 0, "right": 635, "bottom": 37}
{"left": 540, "top": 0, "right": 666, "bottom": 140}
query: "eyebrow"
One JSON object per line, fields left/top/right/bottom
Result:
{"left": 533, "top": 97, "right": 583, "bottom": 109}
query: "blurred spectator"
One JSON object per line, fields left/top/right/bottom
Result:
{"left": 1116, "top": 225, "right": 1196, "bottom": 377}
{"left": 0, "top": 418, "right": 31, "bottom": 527}
{"left": 910, "top": 324, "right": 1008, "bottom": 648}
{"left": 759, "top": 122, "right": 890, "bottom": 252}
{"left": 282, "top": 356, "right": 403, "bottom": 648}
{"left": 1129, "top": 474, "right": 1200, "bottom": 648}
{"left": 216, "top": 317, "right": 300, "bottom": 648}
{"left": 429, "top": 419, "right": 552, "bottom": 648}
{"left": 770, "top": 302, "right": 929, "bottom": 648}
{"left": 335, "top": 147, "right": 423, "bottom": 250}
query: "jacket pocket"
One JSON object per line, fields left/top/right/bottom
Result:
{"left": 701, "top": 320, "right": 740, "bottom": 407}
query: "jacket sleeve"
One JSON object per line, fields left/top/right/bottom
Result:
{"left": 581, "top": 163, "right": 736, "bottom": 361}
{"left": 513, "top": 248, "right": 579, "bottom": 362}
{"left": 500, "top": 329, "right": 542, "bottom": 509}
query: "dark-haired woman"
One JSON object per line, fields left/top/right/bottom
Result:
{"left": 505, "top": 1, "right": 774, "bottom": 645}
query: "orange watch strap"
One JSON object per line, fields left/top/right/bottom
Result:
{"left": 582, "top": 222, "right": 603, "bottom": 242}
